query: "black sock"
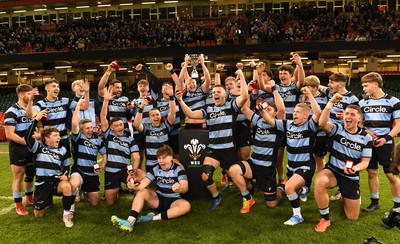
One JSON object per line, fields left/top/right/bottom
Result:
{"left": 129, "top": 210, "right": 139, "bottom": 219}
{"left": 161, "top": 211, "right": 168, "bottom": 220}
{"left": 319, "top": 207, "right": 330, "bottom": 220}
{"left": 248, "top": 182, "right": 255, "bottom": 195}
{"left": 213, "top": 193, "right": 220, "bottom": 199}
{"left": 371, "top": 198, "right": 379, "bottom": 205}
{"left": 242, "top": 192, "right": 251, "bottom": 200}
{"left": 62, "top": 196, "right": 75, "bottom": 211}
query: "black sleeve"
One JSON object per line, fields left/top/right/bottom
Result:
{"left": 24, "top": 119, "right": 39, "bottom": 149}
{"left": 142, "top": 65, "right": 159, "bottom": 94}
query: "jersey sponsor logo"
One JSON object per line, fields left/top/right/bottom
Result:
{"left": 183, "top": 139, "right": 206, "bottom": 165}
{"left": 188, "top": 92, "right": 203, "bottom": 97}
{"left": 256, "top": 127, "right": 271, "bottom": 135}
{"left": 110, "top": 100, "right": 127, "bottom": 107}
{"left": 286, "top": 131, "right": 304, "bottom": 139}
{"left": 20, "top": 116, "right": 35, "bottom": 123}
{"left": 339, "top": 137, "right": 362, "bottom": 151}
{"left": 41, "top": 147, "right": 61, "bottom": 160}
{"left": 112, "top": 136, "right": 129, "bottom": 147}
{"left": 333, "top": 102, "right": 344, "bottom": 109}
{"left": 150, "top": 131, "right": 165, "bottom": 137}
{"left": 209, "top": 110, "right": 226, "bottom": 119}
{"left": 362, "top": 106, "right": 388, "bottom": 113}
{"left": 156, "top": 176, "right": 176, "bottom": 184}
{"left": 47, "top": 106, "right": 65, "bottom": 113}
{"left": 158, "top": 106, "right": 169, "bottom": 112}
{"left": 83, "top": 140, "right": 98, "bottom": 149}
{"left": 279, "top": 90, "right": 293, "bottom": 99}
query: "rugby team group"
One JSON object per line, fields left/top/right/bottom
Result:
{"left": 5, "top": 53, "right": 400, "bottom": 233}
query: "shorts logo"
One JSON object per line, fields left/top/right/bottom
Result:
{"left": 183, "top": 139, "right": 206, "bottom": 165}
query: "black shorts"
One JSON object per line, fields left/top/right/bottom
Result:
{"left": 168, "top": 133, "right": 179, "bottom": 154}
{"left": 78, "top": 172, "right": 100, "bottom": 193}
{"left": 248, "top": 160, "right": 276, "bottom": 193}
{"left": 368, "top": 144, "right": 393, "bottom": 173}
{"left": 34, "top": 178, "right": 62, "bottom": 211}
{"left": 9, "top": 144, "right": 33, "bottom": 166}
{"left": 205, "top": 147, "right": 238, "bottom": 170}
{"left": 314, "top": 136, "right": 328, "bottom": 157}
{"left": 153, "top": 193, "right": 180, "bottom": 212}
{"left": 134, "top": 133, "right": 145, "bottom": 150}
{"left": 235, "top": 123, "right": 252, "bottom": 148}
{"left": 326, "top": 165, "right": 360, "bottom": 200}
{"left": 104, "top": 170, "right": 128, "bottom": 190}
{"left": 287, "top": 167, "right": 315, "bottom": 186}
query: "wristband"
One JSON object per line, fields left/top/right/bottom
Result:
{"left": 215, "top": 70, "right": 221, "bottom": 74}
{"left": 169, "top": 70, "right": 175, "bottom": 75}
{"left": 385, "top": 134, "right": 393, "bottom": 142}
{"left": 105, "top": 70, "right": 112, "bottom": 75}
{"left": 138, "top": 108, "right": 144, "bottom": 113}
{"left": 325, "top": 102, "right": 334, "bottom": 109}
{"left": 271, "top": 85, "right": 276, "bottom": 92}
{"left": 169, "top": 95, "right": 175, "bottom": 101}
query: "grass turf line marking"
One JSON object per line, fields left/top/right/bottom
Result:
{"left": 0, "top": 204, "right": 15, "bottom": 215}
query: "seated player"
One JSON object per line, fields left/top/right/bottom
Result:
{"left": 111, "top": 145, "right": 190, "bottom": 233}
{"left": 25, "top": 109, "right": 79, "bottom": 228}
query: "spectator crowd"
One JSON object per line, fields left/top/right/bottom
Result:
{"left": 0, "top": 3, "right": 399, "bottom": 54}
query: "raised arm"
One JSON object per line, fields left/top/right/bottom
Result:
{"left": 132, "top": 98, "right": 148, "bottom": 133}
{"left": 291, "top": 53, "right": 305, "bottom": 89}
{"left": 136, "top": 64, "right": 159, "bottom": 95}
{"left": 272, "top": 85, "right": 286, "bottom": 120}
{"left": 175, "top": 90, "right": 204, "bottom": 119}
{"left": 319, "top": 93, "right": 342, "bottom": 133}
{"left": 256, "top": 62, "right": 275, "bottom": 93}
{"left": 179, "top": 55, "right": 190, "bottom": 85}
{"left": 71, "top": 98, "right": 85, "bottom": 134}
{"left": 165, "top": 84, "right": 176, "bottom": 125}
{"left": 165, "top": 63, "right": 182, "bottom": 92}
{"left": 98, "top": 61, "right": 117, "bottom": 98}
{"left": 241, "top": 101, "right": 255, "bottom": 121}
{"left": 214, "top": 64, "right": 224, "bottom": 86}
{"left": 79, "top": 79, "right": 90, "bottom": 110}
{"left": 26, "top": 88, "right": 39, "bottom": 118}
{"left": 234, "top": 69, "right": 249, "bottom": 108}
{"left": 301, "top": 86, "right": 321, "bottom": 122}
{"left": 100, "top": 87, "right": 115, "bottom": 132}
{"left": 199, "top": 54, "right": 210, "bottom": 93}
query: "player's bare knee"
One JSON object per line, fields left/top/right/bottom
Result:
{"left": 346, "top": 213, "right": 359, "bottom": 221}
{"left": 59, "top": 181, "right": 72, "bottom": 195}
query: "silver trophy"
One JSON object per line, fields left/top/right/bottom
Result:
{"left": 189, "top": 54, "right": 200, "bottom": 79}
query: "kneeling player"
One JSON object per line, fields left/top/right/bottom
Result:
{"left": 229, "top": 86, "right": 285, "bottom": 213}
{"left": 314, "top": 95, "right": 372, "bottom": 232}
{"left": 111, "top": 145, "right": 190, "bottom": 233}
{"left": 25, "top": 110, "right": 78, "bottom": 228}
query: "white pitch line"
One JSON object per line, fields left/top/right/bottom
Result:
{"left": 0, "top": 196, "right": 13, "bottom": 200}
{"left": 0, "top": 204, "right": 15, "bottom": 215}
